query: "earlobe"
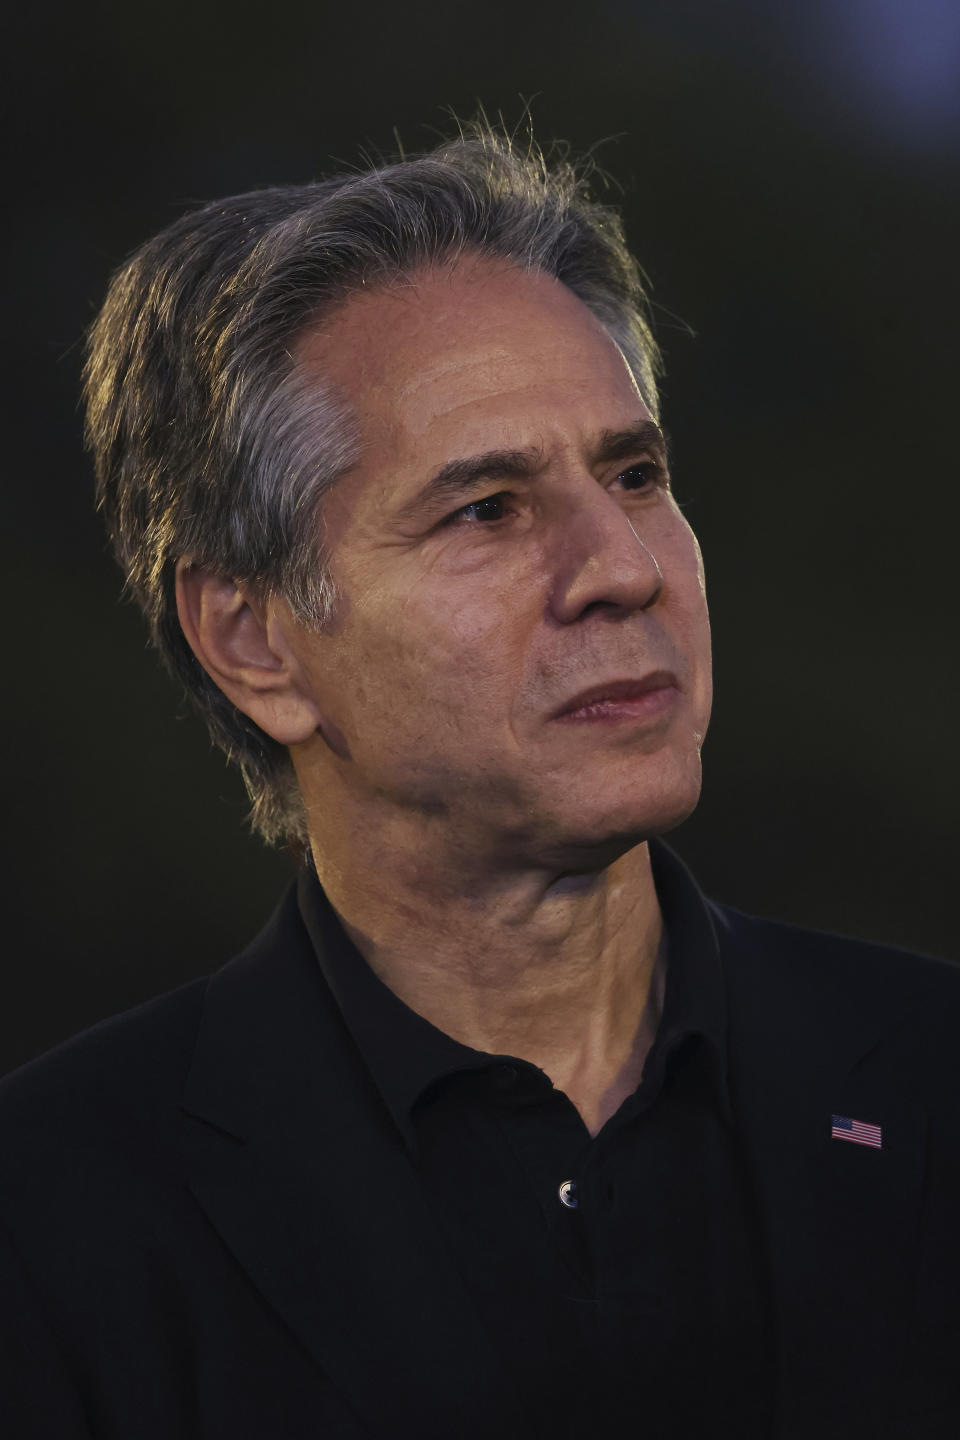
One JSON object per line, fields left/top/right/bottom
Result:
{"left": 174, "top": 561, "right": 322, "bottom": 745}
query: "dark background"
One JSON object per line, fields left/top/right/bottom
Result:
{"left": 4, "top": 0, "right": 958, "bottom": 1074}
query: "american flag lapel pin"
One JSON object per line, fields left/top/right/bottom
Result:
{"left": 831, "top": 1114, "right": 883, "bottom": 1149}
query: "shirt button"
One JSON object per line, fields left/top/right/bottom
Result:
{"left": 558, "top": 1179, "right": 578, "bottom": 1209}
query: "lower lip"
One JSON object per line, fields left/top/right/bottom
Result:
{"left": 556, "top": 685, "right": 680, "bottom": 723}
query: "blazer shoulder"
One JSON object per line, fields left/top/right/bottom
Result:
{"left": 710, "top": 899, "right": 960, "bottom": 1039}
{"left": 0, "top": 882, "right": 305, "bottom": 1138}
{"left": 713, "top": 899, "right": 955, "bottom": 976}
{"left": 0, "top": 975, "right": 209, "bottom": 1160}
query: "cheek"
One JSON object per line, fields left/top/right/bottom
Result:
{"left": 662, "top": 521, "right": 705, "bottom": 616}
{"left": 659, "top": 523, "right": 712, "bottom": 698}
{"left": 663, "top": 517, "right": 709, "bottom": 621}
{"left": 685, "top": 546, "right": 714, "bottom": 726}
{"left": 692, "top": 533, "right": 709, "bottom": 605}
{"left": 348, "top": 572, "right": 532, "bottom": 731}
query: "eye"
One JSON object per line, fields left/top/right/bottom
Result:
{"left": 614, "top": 460, "right": 663, "bottom": 493}
{"left": 449, "top": 492, "right": 511, "bottom": 525}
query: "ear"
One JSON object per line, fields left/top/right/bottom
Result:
{"left": 175, "top": 561, "right": 322, "bottom": 746}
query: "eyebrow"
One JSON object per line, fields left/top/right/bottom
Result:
{"left": 398, "top": 418, "right": 668, "bottom": 519}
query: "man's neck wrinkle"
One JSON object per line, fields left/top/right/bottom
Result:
{"left": 311, "top": 838, "right": 663, "bottom": 1098}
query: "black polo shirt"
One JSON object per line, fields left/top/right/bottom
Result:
{"left": 297, "top": 841, "right": 774, "bottom": 1438}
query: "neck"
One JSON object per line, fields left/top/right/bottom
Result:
{"left": 308, "top": 814, "right": 665, "bottom": 1136}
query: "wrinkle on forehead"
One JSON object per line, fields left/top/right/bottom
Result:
{"left": 296, "top": 255, "right": 653, "bottom": 568}
{"left": 295, "top": 256, "right": 628, "bottom": 406}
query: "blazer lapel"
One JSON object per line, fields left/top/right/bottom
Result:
{"left": 720, "top": 912, "right": 927, "bottom": 1437}
{"left": 180, "top": 890, "right": 521, "bottom": 1439}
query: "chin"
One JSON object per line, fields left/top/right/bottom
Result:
{"left": 640, "top": 759, "right": 705, "bottom": 835}
{"left": 595, "top": 744, "right": 703, "bottom": 830}
{"left": 612, "top": 789, "right": 701, "bottom": 849}
{"left": 539, "top": 767, "right": 704, "bottom": 869}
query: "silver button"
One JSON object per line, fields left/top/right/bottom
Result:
{"left": 558, "top": 1179, "right": 578, "bottom": 1209}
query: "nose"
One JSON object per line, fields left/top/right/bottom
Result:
{"left": 547, "top": 487, "right": 664, "bottom": 625}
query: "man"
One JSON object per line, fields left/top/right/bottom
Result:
{"left": 1, "top": 124, "right": 958, "bottom": 1439}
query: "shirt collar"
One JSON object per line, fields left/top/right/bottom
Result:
{"left": 296, "top": 867, "right": 497, "bottom": 1150}
{"left": 644, "top": 838, "right": 732, "bottom": 1125}
{"left": 296, "top": 837, "right": 732, "bottom": 1152}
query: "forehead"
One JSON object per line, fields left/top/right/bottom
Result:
{"left": 295, "top": 258, "right": 648, "bottom": 469}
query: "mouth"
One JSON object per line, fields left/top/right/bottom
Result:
{"left": 552, "top": 671, "right": 680, "bottom": 723}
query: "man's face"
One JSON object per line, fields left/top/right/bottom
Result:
{"left": 291, "top": 258, "right": 712, "bottom": 869}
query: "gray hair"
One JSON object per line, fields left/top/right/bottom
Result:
{"left": 83, "top": 122, "right": 663, "bottom": 847}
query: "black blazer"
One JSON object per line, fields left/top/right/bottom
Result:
{"left": 2, "top": 845, "right": 959, "bottom": 1439}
